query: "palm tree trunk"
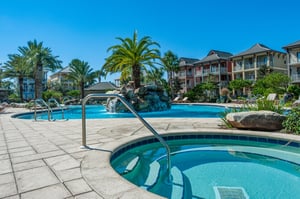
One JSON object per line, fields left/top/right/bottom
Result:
{"left": 19, "top": 77, "right": 24, "bottom": 102}
{"left": 132, "top": 64, "right": 141, "bottom": 89}
{"left": 35, "top": 62, "right": 43, "bottom": 99}
{"left": 80, "top": 81, "right": 85, "bottom": 100}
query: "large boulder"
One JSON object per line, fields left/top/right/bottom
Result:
{"left": 226, "top": 111, "right": 286, "bottom": 131}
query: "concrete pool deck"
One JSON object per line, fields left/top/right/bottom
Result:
{"left": 1, "top": 107, "right": 300, "bottom": 199}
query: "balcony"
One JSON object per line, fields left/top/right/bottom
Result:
{"left": 233, "top": 66, "right": 243, "bottom": 71}
{"left": 179, "top": 72, "right": 186, "bottom": 77}
{"left": 257, "top": 61, "right": 267, "bottom": 67}
{"left": 195, "top": 71, "right": 202, "bottom": 76}
{"left": 244, "top": 63, "right": 254, "bottom": 70}
{"left": 220, "top": 67, "right": 228, "bottom": 73}
{"left": 291, "top": 74, "right": 300, "bottom": 83}
{"left": 186, "top": 72, "right": 193, "bottom": 77}
{"left": 203, "top": 69, "right": 210, "bottom": 76}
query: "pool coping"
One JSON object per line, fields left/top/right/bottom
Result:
{"left": 81, "top": 128, "right": 300, "bottom": 198}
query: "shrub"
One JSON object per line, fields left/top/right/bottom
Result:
{"left": 42, "top": 90, "right": 63, "bottom": 102}
{"left": 253, "top": 99, "right": 284, "bottom": 114}
{"left": 282, "top": 107, "right": 300, "bottom": 134}
{"left": 8, "top": 94, "right": 21, "bottom": 103}
{"left": 219, "top": 98, "right": 284, "bottom": 128}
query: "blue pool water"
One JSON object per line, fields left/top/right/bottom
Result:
{"left": 13, "top": 104, "right": 227, "bottom": 120}
{"left": 111, "top": 135, "right": 300, "bottom": 199}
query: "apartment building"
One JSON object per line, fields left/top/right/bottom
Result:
{"left": 48, "top": 66, "right": 76, "bottom": 91}
{"left": 231, "top": 43, "right": 286, "bottom": 82}
{"left": 194, "top": 50, "right": 232, "bottom": 89}
{"left": 176, "top": 57, "right": 199, "bottom": 93}
{"left": 282, "top": 40, "right": 300, "bottom": 85}
{"left": 23, "top": 72, "right": 48, "bottom": 101}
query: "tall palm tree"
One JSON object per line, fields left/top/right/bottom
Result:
{"left": 3, "top": 54, "right": 30, "bottom": 102}
{"left": 68, "top": 59, "right": 93, "bottom": 99}
{"left": 102, "top": 31, "right": 161, "bottom": 89}
{"left": 161, "top": 51, "right": 179, "bottom": 98}
{"left": 92, "top": 69, "right": 106, "bottom": 83}
{"left": 145, "top": 67, "right": 166, "bottom": 86}
{"left": 18, "top": 40, "right": 62, "bottom": 99}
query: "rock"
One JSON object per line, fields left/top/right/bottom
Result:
{"left": 292, "top": 100, "right": 300, "bottom": 107}
{"left": 106, "top": 84, "right": 171, "bottom": 113}
{"left": 226, "top": 111, "right": 286, "bottom": 131}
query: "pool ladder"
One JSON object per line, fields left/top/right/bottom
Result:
{"left": 32, "top": 98, "right": 65, "bottom": 121}
{"left": 81, "top": 93, "right": 172, "bottom": 182}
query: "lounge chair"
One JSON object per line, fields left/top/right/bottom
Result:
{"left": 266, "top": 93, "right": 277, "bottom": 101}
{"left": 172, "top": 97, "right": 180, "bottom": 103}
{"left": 266, "top": 93, "right": 279, "bottom": 105}
{"left": 178, "top": 97, "right": 190, "bottom": 103}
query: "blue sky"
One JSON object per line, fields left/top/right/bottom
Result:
{"left": 1, "top": 0, "right": 300, "bottom": 82}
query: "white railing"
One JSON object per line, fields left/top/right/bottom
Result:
{"left": 291, "top": 74, "right": 300, "bottom": 82}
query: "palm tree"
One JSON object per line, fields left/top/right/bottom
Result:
{"left": 92, "top": 69, "right": 106, "bottom": 83}
{"left": 68, "top": 59, "right": 93, "bottom": 99}
{"left": 145, "top": 67, "right": 167, "bottom": 86}
{"left": 3, "top": 54, "right": 30, "bottom": 102}
{"left": 161, "top": 51, "right": 179, "bottom": 98}
{"left": 102, "top": 31, "right": 161, "bottom": 89}
{"left": 18, "top": 40, "right": 62, "bottom": 99}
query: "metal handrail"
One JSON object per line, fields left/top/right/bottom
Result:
{"left": 81, "top": 93, "right": 172, "bottom": 181}
{"left": 33, "top": 98, "right": 52, "bottom": 121}
{"left": 48, "top": 98, "right": 65, "bottom": 120}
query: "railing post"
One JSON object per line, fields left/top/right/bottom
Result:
{"left": 80, "top": 94, "right": 172, "bottom": 182}
{"left": 81, "top": 97, "right": 88, "bottom": 148}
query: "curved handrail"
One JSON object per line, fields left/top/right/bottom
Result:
{"left": 48, "top": 98, "right": 65, "bottom": 120}
{"left": 33, "top": 98, "right": 52, "bottom": 121}
{"left": 81, "top": 93, "right": 172, "bottom": 181}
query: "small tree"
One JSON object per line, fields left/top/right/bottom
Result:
{"left": 68, "top": 59, "right": 94, "bottom": 100}
{"left": 283, "top": 107, "right": 300, "bottom": 134}
{"left": 229, "top": 79, "right": 252, "bottom": 97}
{"left": 253, "top": 73, "right": 290, "bottom": 96}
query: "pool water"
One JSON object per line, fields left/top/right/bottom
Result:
{"left": 111, "top": 137, "right": 300, "bottom": 199}
{"left": 14, "top": 104, "right": 226, "bottom": 120}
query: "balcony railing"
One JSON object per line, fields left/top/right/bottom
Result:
{"left": 195, "top": 71, "right": 202, "bottom": 76}
{"left": 234, "top": 66, "right": 243, "bottom": 71}
{"left": 257, "top": 61, "right": 267, "bottom": 67}
{"left": 291, "top": 74, "right": 300, "bottom": 82}
{"left": 244, "top": 63, "right": 254, "bottom": 70}
{"left": 203, "top": 69, "right": 210, "bottom": 75}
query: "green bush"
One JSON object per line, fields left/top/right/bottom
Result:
{"left": 283, "top": 107, "right": 300, "bottom": 134}
{"left": 220, "top": 98, "right": 284, "bottom": 128}
{"left": 66, "top": 90, "right": 80, "bottom": 98}
{"left": 42, "top": 90, "right": 63, "bottom": 102}
{"left": 254, "top": 99, "right": 284, "bottom": 114}
{"left": 8, "top": 93, "right": 21, "bottom": 103}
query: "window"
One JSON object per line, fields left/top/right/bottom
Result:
{"left": 269, "top": 55, "right": 273, "bottom": 66}
{"left": 297, "top": 52, "right": 300, "bottom": 62}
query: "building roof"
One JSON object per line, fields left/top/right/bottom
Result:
{"left": 49, "top": 66, "right": 71, "bottom": 78}
{"left": 179, "top": 57, "right": 199, "bottom": 66}
{"left": 282, "top": 40, "right": 300, "bottom": 49}
{"left": 195, "top": 50, "right": 233, "bottom": 64}
{"left": 231, "top": 43, "right": 273, "bottom": 58}
{"left": 207, "top": 50, "right": 233, "bottom": 58}
{"left": 85, "top": 82, "right": 118, "bottom": 91}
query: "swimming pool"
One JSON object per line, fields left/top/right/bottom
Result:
{"left": 111, "top": 134, "right": 300, "bottom": 199}
{"left": 13, "top": 104, "right": 227, "bottom": 120}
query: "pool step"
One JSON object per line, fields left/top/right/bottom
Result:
{"left": 170, "top": 166, "right": 184, "bottom": 199}
{"left": 124, "top": 156, "right": 140, "bottom": 173}
{"left": 119, "top": 155, "right": 140, "bottom": 175}
{"left": 140, "top": 160, "right": 161, "bottom": 189}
